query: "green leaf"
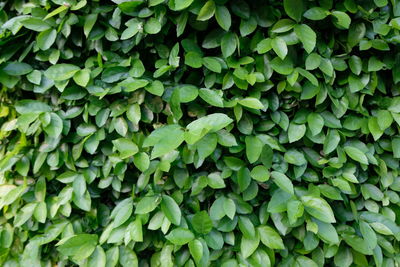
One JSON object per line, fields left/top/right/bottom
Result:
{"left": 37, "top": 29, "right": 57, "bottom": 50}
{"left": 307, "top": 113, "right": 324, "bottom": 135}
{"left": 250, "top": 165, "right": 270, "bottom": 182}
{"left": 88, "top": 246, "right": 106, "bottom": 267}
{"left": 283, "top": 0, "right": 304, "bottom": 22}
{"left": 271, "top": 56, "right": 293, "bottom": 75}
{"left": 143, "top": 124, "right": 185, "bottom": 159}
{"left": 303, "top": 7, "right": 329, "bottom": 20}
{"left": 189, "top": 240, "right": 203, "bottom": 264}
{"left": 15, "top": 100, "right": 51, "bottom": 114}
{"left": 57, "top": 234, "right": 98, "bottom": 261}
{"left": 112, "top": 138, "right": 139, "bottom": 159}
{"left": 165, "top": 228, "right": 195, "bottom": 245}
{"left": 301, "top": 195, "right": 336, "bottom": 223}
{"left": 238, "top": 97, "right": 265, "bottom": 109}
{"left": 43, "top": 113, "right": 63, "bottom": 138}
{"left": 376, "top": 110, "right": 393, "bottom": 130}
{"left": 241, "top": 231, "right": 260, "bottom": 259}
{"left": 133, "top": 152, "right": 150, "bottom": 172}
{"left": 192, "top": 211, "right": 213, "bottom": 234}
{"left": 294, "top": 24, "right": 316, "bottom": 53}
{"left": 199, "top": 88, "right": 224, "bottom": 107}
{"left": 223, "top": 198, "right": 236, "bottom": 219}
{"left": 245, "top": 136, "right": 263, "bottom": 163}
{"left": 238, "top": 167, "right": 252, "bottom": 192}
{"left": 258, "top": 226, "right": 285, "bottom": 249}
{"left": 185, "top": 113, "right": 233, "bottom": 144}
{"left": 349, "top": 56, "right": 362, "bottom": 75}
{"left": 315, "top": 220, "right": 339, "bottom": 244}
{"left": 271, "top": 37, "right": 288, "bottom": 60}
{"left": 331, "top": 11, "right": 351, "bottom": 29}
{"left": 207, "top": 172, "right": 226, "bottom": 189}
{"left": 144, "top": 18, "right": 161, "bottom": 34}
{"left": 392, "top": 137, "right": 400, "bottom": 158}
{"left": 348, "top": 23, "right": 366, "bottom": 48}
{"left": 119, "top": 246, "right": 138, "bottom": 267}
{"left": 305, "top": 53, "right": 321, "bottom": 70}
{"left": 145, "top": 80, "right": 165, "bottom": 96}
{"left": 288, "top": 123, "right": 306, "bottom": 143}
{"left": 359, "top": 220, "right": 377, "bottom": 250}
{"left": 271, "top": 171, "right": 294, "bottom": 194}
{"left": 45, "top": 64, "right": 80, "bottom": 81}
{"left": 135, "top": 196, "right": 160, "bottom": 214}
{"left": 284, "top": 149, "right": 306, "bottom": 166}
{"left": 161, "top": 195, "right": 181, "bottom": 225}
{"left": 344, "top": 146, "right": 369, "bottom": 165}
{"left": 221, "top": 32, "right": 236, "bottom": 58}
{"left": 197, "top": 0, "right": 215, "bottom": 21}
{"left": 112, "top": 198, "right": 133, "bottom": 229}
{"left": 1, "top": 62, "right": 32, "bottom": 76}
{"left": 202, "top": 57, "right": 222, "bottom": 73}
{"left": 73, "top": 69, "right": 91, "bottom": 87}
{"left": 172, "top": 0, "right": 194, "bottom": 10}
{"left": 215, "top": 5, "right": 231, "bottom": 31}
{"left": 323, "top": 129, "right": 341, "bottom": 154}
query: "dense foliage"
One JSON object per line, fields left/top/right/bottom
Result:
{"left": 1, "top": 0, "right": 400, "bottom": 266}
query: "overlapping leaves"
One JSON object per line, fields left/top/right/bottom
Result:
{"left": 0, "top": 0, "right": 400, "bottom": 266}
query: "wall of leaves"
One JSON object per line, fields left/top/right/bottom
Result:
{"left": 0, "top": 0, "right": 400, "bottom": 266}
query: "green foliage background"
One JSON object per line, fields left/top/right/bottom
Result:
{"left": 1, "top": 0, "right": 400, "bottom": 266}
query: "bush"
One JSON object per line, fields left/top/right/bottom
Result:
{"left": 1, "top": 0, "right": 400, "bottom": 266}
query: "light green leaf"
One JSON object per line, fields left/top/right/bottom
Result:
{"left": 135, "top": 196, "right": 160, "bottom": 214}
{"left": 161, "top": 195, "right": 182, "bottom": 226}
{"left": 307, "top": 113, "right": 324, "bottom": 136}
{"left": 344, "top": 146, "right": 369, "bottom": 165}
{"left": 283, "top": 0, "right": 304, "bottom": 22}
{"left": 294, "top": 24, "right": 316, "bottom": 53}
{"left": 271, "top": 37, "right": 288, "bottom": 59}
{"left": 301, "top": 195, "right": 336, "bottom": 223}
{"left": 288, "top": 123, "right": 306, "bottom": 143}
{"left": 57, "top": 234, "right": 98, "bottom": 261}
{"left": 331, "top": 11, "right": 351, "bottom": 29}
{"left": 258, "top": 226, "right": 285, "bottom": 249}
{"left": 215, "top": 5, "right": 231, "bottom": 31}
{"left": 197, "top": 0, "right": 215, "bottom": 21}
{"left": 241, "top": 231, "right": 260, "bottom": 259}
{"left": 165, "top": 228, "right": 195, "bottom": 245}
{"left": 221, "top": 32, "right": 236, "bottom": 58}
{"left": 199, "top": 88, "right": 224, "bottom": 107}
{"left": 112, "top": 138, "right": 139, "bottom": 159}
{"left": 143, "top": 124, "right": 185, "bottom": 159}
{"left": 238, "top": 97, "right": 265, "bottom": 109}
{"left": 185, "top": 113, "right": 233, "bottom": 144}
{"left": 45, "top": 64, "right": 80, "bottom": 81}
{"left": 271, "top": 171, "right": 294, "bottom": 194}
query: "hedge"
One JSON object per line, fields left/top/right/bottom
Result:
{"left": 1, "top": 0, "right": 400, "bottom": 266}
